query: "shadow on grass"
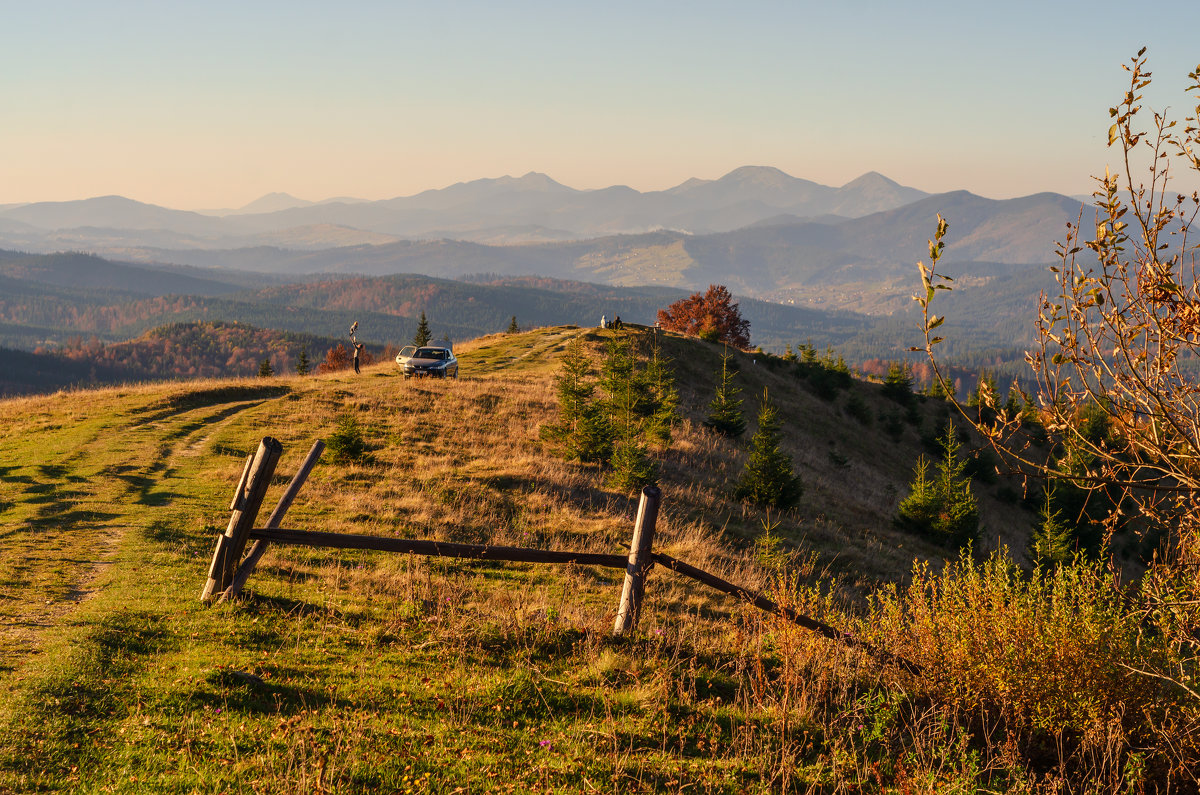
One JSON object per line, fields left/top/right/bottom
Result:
{"left": 234, "top": 592, "right": 324, "bottom": 618}
{"left": 189, "top": 669, "right": 332, "bottom": 714}
{"left": 34, "top": 464, "right": 88, "bottom": 483}
{"left": 0, "top": 468, "right": 33, "bottom": 484}
{"left": 110, "top": 470, "right": 179, "bottom": 506}
{"left": 132, "top": 384, "right": 291, "bottom": 423}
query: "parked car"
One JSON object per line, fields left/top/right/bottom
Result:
{"left": 395, "top": 345, "right": 458, "bottom": 379}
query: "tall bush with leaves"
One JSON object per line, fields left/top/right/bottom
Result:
{"left": 912, "top": 52, "right": 1200, "bottom": 698}
{"left": 317, "top": 343, "right": 351, "bottom": 373}
{"left": 656, "top": 284, "right": 751, "bottom": 348}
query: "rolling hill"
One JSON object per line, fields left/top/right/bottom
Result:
{"left": 0, "top": 321, "right": 387, "bottom": 397}
{"left": 65, "top": 189, "right": 1079, "bottom": 310}
{"left": 0, "top": 324, "right": 1178, "bottom": 792}
{"left": 0, "top": 246, "right": 1057, "bottom": 398}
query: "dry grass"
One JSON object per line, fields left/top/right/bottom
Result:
{"left": 2, "top": 325, "right": 1195, "bottom": 792}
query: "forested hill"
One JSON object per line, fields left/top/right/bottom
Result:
{"left": 0, "top": 321, "right": 384, "bottom": 396}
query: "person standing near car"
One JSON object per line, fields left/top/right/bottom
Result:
{"left": 353, "top": 342, "right": 365, "bottom": 374}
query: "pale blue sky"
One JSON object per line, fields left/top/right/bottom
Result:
{"left": 2, "top": 1, "right": 1198, "bottom": 208}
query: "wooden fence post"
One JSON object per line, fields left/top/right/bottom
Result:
{"left": 220, "top": 439, "right": 325, "bottom": 602}
{"left": 613, "top": 485, "right": 661, "bottom": 636}
{"left": 200, "top": 437, "right": 283, "bottom": 602}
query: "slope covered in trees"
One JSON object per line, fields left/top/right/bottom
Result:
{"left": 1, "top": 321, "right": 385, "bottom": 395}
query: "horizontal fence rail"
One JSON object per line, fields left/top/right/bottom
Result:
{"left": 202, "top": 437, "right": 920, "bottom": 676}
{"left": 247, "top": 527, "right": 630, "bottom": 569}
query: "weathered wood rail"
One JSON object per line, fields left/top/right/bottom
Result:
{"left": 201, "top": 437, "right": 918, "bottom": 674}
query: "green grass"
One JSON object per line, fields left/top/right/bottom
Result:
{"left": 2, "top": 327, "right": 1185, "bottom": 792}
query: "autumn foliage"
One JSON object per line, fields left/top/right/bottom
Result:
{"left": 318, "top": 343, "right": 352, "bottom": 373}
{"left": 656, "top": 285, "right": 750, "bottom": 349}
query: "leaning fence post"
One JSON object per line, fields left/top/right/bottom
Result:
{"left": 613, "top": 485, "right": 661, "bottom": 636}
{"left": 220, "top": 439, "right": 325, "bottom": 602}
{"left": 200, "top": 437, "right": 283, "bottom": 602}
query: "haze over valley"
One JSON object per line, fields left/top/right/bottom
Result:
{"left": 0, "top": 165, "right": 1075, "bottom": 396}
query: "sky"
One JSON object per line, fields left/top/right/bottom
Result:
{"left": 2, "top": 0, "right": 1199, "bottom": 210}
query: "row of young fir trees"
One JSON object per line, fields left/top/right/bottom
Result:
{"left": 547, "top": 329, "right": 802, "bottom": 509}
{"left": 545, "top": 330, "right": 678, "bottom": 490}
{"left": 883, "top": 358, "right": 1089, "bottom": 565}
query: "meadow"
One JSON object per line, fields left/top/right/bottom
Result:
{"left": 1, "top": 325, "right": 1194, "bottom": 792}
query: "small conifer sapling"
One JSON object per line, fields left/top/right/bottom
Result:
{"left": 733, "top": 388, "right": 802, "bottom": 509}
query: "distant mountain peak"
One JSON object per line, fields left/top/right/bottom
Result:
{"left": 501, "top": 171, "right": 570, "bottom": 191}
{"left": 723, "top": 164, "right": 790, "bottom": 177}
{"left": 718, "top": 165, "right": 796, "bottom": 184}
{"left": 841, "top": 171, "right": 899, "bottom": 188}
{"left": 237, "top": 192, "right": 314, "bottom": 214}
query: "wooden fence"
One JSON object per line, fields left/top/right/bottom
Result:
{"left": 201, "top": 437, "right": 917, "bottom": 674}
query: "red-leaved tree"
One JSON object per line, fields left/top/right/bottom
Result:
{"left": 657, "top": 285, "right": 750, "bottom": 349}
{"left": 317, "top": 344, "right": 351, "bottom": 373}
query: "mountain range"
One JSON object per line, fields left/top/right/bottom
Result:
{"left": 0, "top": 165, "right": 1087, "bottom": 397}
{"left": 0, "top": 166, "right": 932, "bottom": 251}
{"left": 0, "top": 171, "right": 1085, "bottom": 310}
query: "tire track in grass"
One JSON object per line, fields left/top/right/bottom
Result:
{"left": 0, "top": 388, "right": 285, "bottom": 668}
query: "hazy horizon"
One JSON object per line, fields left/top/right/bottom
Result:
{"left": 4, "top": 1, "right": 1198, "bottom": 210}
{"left": 0, "top": 165, "right": 1049, "bottom": 214}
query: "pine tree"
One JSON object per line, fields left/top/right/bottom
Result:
{"left": 507, "top": 316, "right": 520, "bottom": 334}
{"left": 600, "top": 331, "right": 647, "bottom": 436}
{"left": 295, "top": 349, "right": 310, "bottom": 376}
{"left": 881, "top": 361, "right": 914, "bottom": 403}
{"left": 925, "top": 375, "right": 951, "bottom": 400}
{"left": 326, "top": 413, "right": 368, "bottom": 463}
{"left": 543, "top": 337, "right": 615, "bottom": 464}
{"left": 895, "top": 455, "right": 939, "bottom": 530}
{"left": 258, "top": 358, "right": 274, "bottom": 377}
{"left": 609, "top": 436, "right": 658, "bottom": 491}
{"left": 552, "top": 338, "right": 595, "bottom": 435}
{"left": 1002, "top": 381, "right": 1023, "bottom": 418}
{"left": 733, "top": 388, "right": 802, "bottom": 509}
{"left": 894, "top": 422, "right": 979, "bottom": 548}
{"left": 412, "top": 312, "right": 432, "bottom": 347}
{"left": 1028, "top": 486, "right": 1075, "bottom": 566}
{"left": 572, "top": 401, "right": 615, "bottom": 464}
{"left": 643, "top": 333, "right": 680, "bottom": 447}
{"left": 704, "top": 346, "right": 746, "bottom": 437}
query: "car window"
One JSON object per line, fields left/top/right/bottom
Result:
{"left": 399, "top": 346, "right": 416, "bottom": 357}
{"left": 416, "top": 348, "right": 447, "bottom": 360}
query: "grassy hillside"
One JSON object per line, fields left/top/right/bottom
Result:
{"left": 0, "top": 326, "right": 1186, "bottom": 792}
{"left": 0, "top": 322, "right": 389, "bottom": 397}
